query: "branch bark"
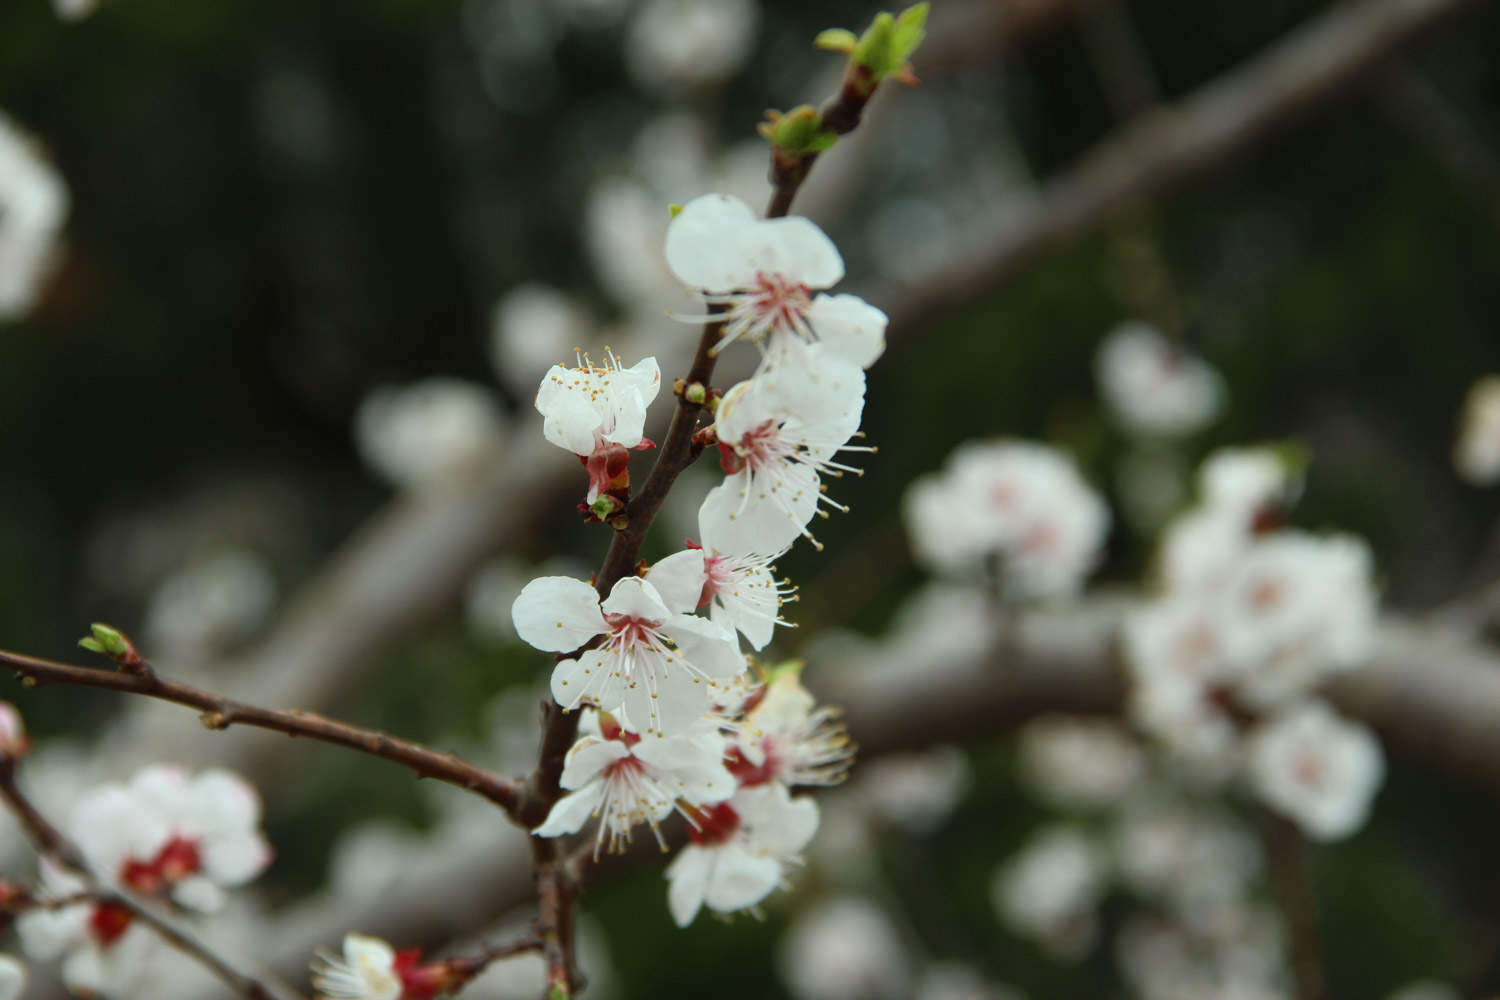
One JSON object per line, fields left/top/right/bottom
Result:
{"left": 0, "top": 650, "right": 524, "bottom": 818}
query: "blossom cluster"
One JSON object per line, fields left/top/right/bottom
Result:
{"left": 0, "top": 112, "right": 68, "bottom": 322}
{"left": 15, "top": 765, "right": 271, "bottom": 996}
{"left": 512, "top": 192, "right": 874, "bottom": 924}
{"left": 1124, "top": 446, "right": 1384, "bottom": 839}
{"left": 904, "top": 439, "right": 1110, "bottom": 597}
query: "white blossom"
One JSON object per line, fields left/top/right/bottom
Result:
{"left": 16, "top": 858, "right": 158, "bottom": 997}
{"left": 143, "top": 548, "right": 277, "bottom": 659}
{"left": 311, "top": 933, "right": 402, "bottom": 1000}
{"left": 511, "top": 564, "right": 745, "bottom": 735}
{"left": 1017, "top": 717, "right": 1146, "bottom": 811}
{"left": 626, "top": 0, "right": 759, "bottom": 94}
{"left": 355, "top": 378, "right": 506, "bottom": 488}
{"left": 778, "top": 896, "right": 909, "bottom": 1000}
{"left": 1246, "top": 700, "right": 1384, "bottom": 840}
{"left": 904, "top": 440, "right": 1109, "bottom": 596}
{"left": 490, "top": 284, "right": 593, "bottom": 394}
{"left": 915, "top": 963, "right": 1026, "bottom": 1000}
{"left": 859, "top": 746, "right": 970, "bottom": 834}
{"left": 0, "top": 113, "right": 68, "bottom": 321}
{"left": 1095, "top": 322, "right": 1225, "bottom": 438}
{"left": 729, "top": 672, "right": 853, "bottom": 789}
{"left": 0, "top": 702, "right": 26, "bottom": 759}
{"left": 992, "top": 825, "right": 1108, "bottom": 960}
{"left": 1455, "top": 375, "right": 1500, "bottom": 485}
{"left": 702, "top": 361, "right": 867, "bottom": 553}
{"left": 665, "top": 783, "right": 818, "bottom": 926}
{"left": 665, "top": 193, "right": 887, "bottom": 369}
{"left": 1388, "top": 981, "right": 1462, "bottom": 1000}
{"left": 535, "top": 712, "right": 735, "bottom": 854}
{"left": 535, "top": 352, "right": 661, "bottom": 504}
{"left": 1198, "top": 447, "right": 1298, "bottom": 520}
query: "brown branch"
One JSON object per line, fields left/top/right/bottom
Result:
{"left": 0, "top": 761, "right": 86, "bottom": 872}
{"left": 0, "top": 649, "right": 524, "bottom": 819}
{"left": 1264, "top": 813, "right": 1326, "bottom": 1000}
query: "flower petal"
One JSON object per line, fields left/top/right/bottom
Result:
{"left": 535, "top": 783, "right": 605, "bottom": 838}
{"left": 702, "top": 845, "right": 782, "bottom": 913}
{"left": 647, "top": 549, "right": 708, "bottom": 614}
{"left": 600, "top": 576, "right": 672, "bottom": 622}
{"left": 806, "top": 293, "right": 888, "bottom": 369}
{"left": 512, "top": 576, "right": 607, "bottom": 653}
{"left": 664, "top": 194, "right": 760, "bottom": 292}
{"left": 663, "top": 613, "right": 745, "bottom": 679}
{"left": 665, "top": 845, "right": 714, "bottom": 927}
{"left": 561, "top": 739, "right": 632, "bottom": 789}
{"left": 744, "top": 216, "right": 844, "bottom": 289}
{"left": 699, "top": 472, "right": 819, "bottom": 556}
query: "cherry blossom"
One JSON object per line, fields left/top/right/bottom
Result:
{"left": 311, "top": 932, "right": 458, "bottom": 1000}
{"left": 1017, "top": 717, "right": 1146, "bottom": 811}
{"left": 511, "top": 562, "right": 746, "bottom": 735}
{"left": 701, "top": 361, "right": 868, "bottom": 554}
{"left": 534, "top": 712, "right": 735, "bottom": 855}
{"left": 726, "top": 672, "right": 853, "bottom": 789}
{"left": 1095, "top": 322, "right": 1225, "bottom": 438}
{"left": 355, "top": 378, "right": 506, "bottom": 488}
{"left": 665, "top": 193, "right": 887, "bottom": 369}
{"left": 992, "top": 825, "right": 1108, "bottom": 960}
{"left": 665, "top": 783, "right": 818, "bottom": 926}
{"left": 778, "top": 895, "right": 910, "bottom": 1000}
{"left": 534, "top": 352, "right": 662, "bottom": 505}
{"left": 15, "top": 857, "right": 158, "bottom": 997}
{"left": 16, "top": 764, "right": 271, "bottom": 987}
{"left": 1245, "top": 699, "right": 1384, "bottom": 840}
{"left": 1455, "top": 374, "right": 1500, "bottom": 485}
{"left": 654, "top": 510, "right": 797, "bottom": 651}
{"left": 0, "top": 113, "right": 68, "bottom": 321}
{"left": 904, "top": 440, "right": 1109, "bottom": 596}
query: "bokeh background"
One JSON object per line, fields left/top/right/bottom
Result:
{"left": 2, "top": 0, "right": 1500, "bottom": 996}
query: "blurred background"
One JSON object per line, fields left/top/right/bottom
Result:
{"left": 2, "top": 0, "right": 1500, "bottom": 996}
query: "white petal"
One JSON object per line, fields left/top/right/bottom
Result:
{"left": 712, "top": 564, "right": 779, "bottom": 650}
{"left": 647, "top": 549, "right": 708, "bottom": 614}
{"left": 600, "top": 576, "right": 672, "bottom": 622}
{"left": 552, "top": 649, "right": 626, "bottom": 715}
{"left": 185, "top": 770, "right": 262, "bottom": 837}
{"left": 560, "top": 739, "right": 631, "bottom": 789}
{"left": 171, "top": 875, "right": 224, "bottom": 913}
{"left": 15, "top": 905, "right": 87, "bottom": 962}
{"left": 61, "top": 945, "right": 104, "bottom": 997}
{"left": 202, "top": 832, "right": 273, "bottom": 887}
{"left": 806, "top": 293, "right": 887, "bottom": 369}
{"left": 665, "top": 845, "right": 714, "bottom": 927}
{"left": 737, "top": 783, "right": 820, "bottom": 856}
{"left": 702, "top": 845, "right": 782, "bottom": 913}
{"left": 745, "top": 217, "right": 844, "bottom": 289}
{"left": 535, "top": 783, "right": 606, "bottom": 838}
{"left": 664, "top": 194, "right": 760, "bottom": 292}
{"left": 699, "top": 473, "right": 818, "bottom": 556}
{"left": 664, "top": 613, "right": 746, "bottom": 678}
{"left": 536, "top": 370, "right": 604, "bottom": 455}
{"left": 512, "top": 576, "right": 607, "bottom": 653}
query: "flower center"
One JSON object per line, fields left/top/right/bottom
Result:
{"left": 89, "top": 901, "right": 134, "bottom": 947}
{"left": 118, "top": 835, "right": 203, "bottom": 895}
{"left": 748, "top": 271, "right": 812, "bottom": 335}
{"left": 686, "top": 802, "right": 741, "bottom": 846}
{"left": 604, "top": 613, "right": 663, "bottom": 649}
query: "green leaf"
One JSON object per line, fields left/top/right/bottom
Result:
{"left": 769, "top": 105, "right": 838, "bottom": 155}
{"left": 891, "top": 3, "right": 929, "bottom": 61}
{"left": 88, "top": 623, "right": 128, "bottom": 656}
{"left": 850, "top": 4, "right": 929, "bottom": 81}
{"left": 78, "top": 637, "right": 106, "bottom": 654}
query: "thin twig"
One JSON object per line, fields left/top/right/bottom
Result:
{"left": 1264, "top": 813, "right": 1326, "bottom": 1000}
{"left": 0, "top": 649, "right": 524, "bottom": 819}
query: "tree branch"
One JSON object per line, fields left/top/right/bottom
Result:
{"left": 0, "top": 649, "right": 524, "bottom": 819}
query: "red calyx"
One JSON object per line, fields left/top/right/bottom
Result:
{"left": 119, "top": 835, "right": 203, "bottom": 895}
{"left": 717, "top": 441, "right": 747, "bottom": 476}
{"left": 687, "top": 802, "right": 741, "bottom": 846}
{"left": 724, "top": 744, "right": 778, "bottom": 788}
{"left": 89, "top": 902, "right": 134, "bottom": 946}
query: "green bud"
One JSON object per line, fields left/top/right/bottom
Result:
{"left": 814, "top": 28, "right": 858, "bottom": 53}
{"left": 668, "top": 203, "right": 683, "bottom": 219}
{"left": 770, "top": 106, "right": 838, "bottom": 154}
{"left": 88, "top": 623, "right": 129, "bottom": 657}
{"left": 78, "top": 637, "right": 106, "bottom": 655}
{"left": 684, "top": 383, "right": 707, "bottom": 405}
{"left": 851, "top": 3, "right": 928, "bottom": 82}
{"left": 590, "top": 495, "right": 622, "bottom": 519}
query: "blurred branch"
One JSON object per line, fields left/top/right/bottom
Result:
{"left": 877, "top": 0, "right": 1487, "bottom": 333}
{"left": 1378, "top": 63, "right": 1500, "bottom": 233}
{"left": 0, "top": 648, "right": 525, "bottom": 818}
{"left": 919, "top": 0, "right": 1079, "bottom": 77}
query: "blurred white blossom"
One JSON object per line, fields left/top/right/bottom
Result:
{"left": 992, "top": 825, "right": 1108, "bottom": 960}
{"left": 860, "top": 745, "right": 971, "bottom": 833}
{"left": 625, "top": 0, "right": 759, "bottom": 94}
{"left": 1095, "top": 322, "right": 1225, "bottom": 438}
{"left": 0, "top": 112, "right": 68, "bottom": 321}
{"left": 779, "top": 896, "right": 909, "bottom": 1000}
{"left": 1246, "top": 699, "right": 1384, "bottom": 840}
{"left": 355, "top": 378, "right": 506, "bottom": 488}
{"left": 1018, "top": 717, "right": 1146, "bottom": 811}
{"left": 143, "top": 549, "right": 276, "bottom": 660}
{"left": 1455, "top": 375, "right": 1500, "bottom": 485}
{"left": 490, "top": 284, "right": 594, "bottom": 394}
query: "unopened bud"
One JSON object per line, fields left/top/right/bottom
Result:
{"left": 0, "top": 703, "right": 27, "bottom": 760}
{"left": 684, "top": 382, "right": 707, "bottom": 405}
{"left": 590, "top": 495, "right": 623, "bottom": 520}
